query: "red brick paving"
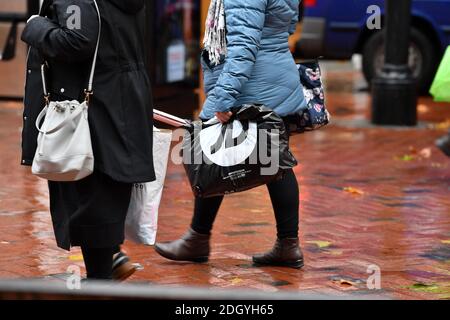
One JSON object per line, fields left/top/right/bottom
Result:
{"left": 0, "top": 62, "right": 449, "bottom": 299}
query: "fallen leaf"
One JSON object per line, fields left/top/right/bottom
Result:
{"left": 335, "top": 279, "right": 356, "bottom": 287}
{"left": 430, "top": 119, "right": 450, "bottom": 131}
{"left": 408, "top": 146, "right": 418, "bottom": 154}
{"left": 331, "top": 278, "right": 360, "bottom": 289}
{"left": 326, "top": 250, "right": 343, "bottom": 256}
{"left": 407, "top": 282, "right": 450, "bottom": 297}
{"left": 175, "top": 199, "right": 192, "bottom": 204}
{"left": 419, "top": 148, "right": 432, "bottom": 159}
{"left": 438, "top": 119, "right": 450, "bottom": 130}
{"left": 343, "top": 187, "right": 364, "bottom": 195}
{"left": 231, "top": 278, "right": 243, "bottom": 285}
{"left": 431, "top": 162, "right": 443, "bottom": 168}
{"left": 417, "top": 104, "right": 430, "bottom": 114}
{"left": 69, "top": 255, "right": 84, "bottom": 261}
{"left": 411, "top": 283, "right": 443, "bottom": 290}
{"left": 441, "top": 240, "right": 450, "bottom": 245}
{"left": 409, "top": 283, "right": 440, "bottom": 293}
{"left": 306, "top": 240, "right": 332, "bottom": 248}
{"left": 395, "top": 154, "right": 415, "bottom": 162}
{"left": 438, "top": 293, "right": 450, "bottom": 299}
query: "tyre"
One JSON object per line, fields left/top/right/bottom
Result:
{"left": 362, "top": 27, "right": 440, "bottom": 94}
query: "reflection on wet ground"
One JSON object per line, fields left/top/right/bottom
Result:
{"left": 0, "top": 61, "right": 449, "bottom": 299}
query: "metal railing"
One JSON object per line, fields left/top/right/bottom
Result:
{"left": 0, "top": 279, "right": 383, "bottom": 300}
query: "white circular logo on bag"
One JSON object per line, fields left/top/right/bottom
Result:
{"left": 200, "top": 120, "right": 257, "bottom": 167}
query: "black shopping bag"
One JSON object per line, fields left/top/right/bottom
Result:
{"left": 182, "top": 104, "right": 297, "bottom": 198}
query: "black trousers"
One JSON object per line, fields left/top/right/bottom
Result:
{"left": 81, "top": 246, "right": 121, "bottom": 280}
{"left": 191, "top": 168, "right": 299, "bottom": 239}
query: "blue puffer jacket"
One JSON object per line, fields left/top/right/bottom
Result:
{"left": 200, "top": 0, "right": 306, "bottom": 120}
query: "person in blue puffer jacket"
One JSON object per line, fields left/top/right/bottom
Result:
{"left": 155, "top": 0, "right": 305, "bottom": 269}
{"left": 200, "top": 0, "right": 306, "bottom": 120}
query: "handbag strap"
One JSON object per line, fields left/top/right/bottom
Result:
{"left": 40, "top": 0, "right": 102, "bottom": 105}
{"left": 39, "top": 0, "right": 53, "bottom": 16}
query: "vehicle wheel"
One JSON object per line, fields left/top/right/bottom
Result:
{"left": 362, "top": 28, "right": 439, "bottom": 94}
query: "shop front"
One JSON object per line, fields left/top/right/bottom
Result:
{"left": 0, "top": 0, "right": 206, "bottom": 118}
{"left": 145, "top": 0, "right": 202, "bottom": 118}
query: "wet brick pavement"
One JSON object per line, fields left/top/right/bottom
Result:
{"left": 0, "top": 61, "right": 449, "bottom": 299}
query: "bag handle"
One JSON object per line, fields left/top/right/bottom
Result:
{"left": 40, "top": 0, "right": 102, "bottom": 105}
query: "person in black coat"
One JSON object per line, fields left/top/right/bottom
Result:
{"left": 21, "top": 0, "right": 155, "bottom": 280}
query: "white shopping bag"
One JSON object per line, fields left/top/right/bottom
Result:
{"left": 125, "top": 127, "right": 172, "bottom": 245}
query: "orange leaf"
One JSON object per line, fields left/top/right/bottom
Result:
{"left": 408, "top": 146, "right": 418, "bottom": 154}
{"left": 417, "top": 104, "right": 430, "bottom": 114}
{"left": 343, "top": 187, "right": 364, "bottom": 195}
{"left": 419, "top": 148, "right": 432, "bottom": 159}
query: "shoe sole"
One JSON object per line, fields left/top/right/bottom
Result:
{"left": 252, "top": 259, "right": 304, "bottom": 269}
{"left": 154, "top": 246, "right": 209, "bottom": 263}
{"left": 112, "top": 263, "right": 137, "bottom": 282}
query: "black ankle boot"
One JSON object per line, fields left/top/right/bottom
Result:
{"left": 253, "top": 238, "right": 304, "bottom": 269}
{"left": 436, "top": 132, "right": 450, "bottom": 157}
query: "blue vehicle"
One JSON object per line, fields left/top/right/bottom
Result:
{"left": 297, "top": 0, "right": 450, "bottom": 92}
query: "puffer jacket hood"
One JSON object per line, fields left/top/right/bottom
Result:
{"left": 109, "top": 0, "right": 145, "bottom": 14}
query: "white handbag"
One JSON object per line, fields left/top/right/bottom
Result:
{"left": 125, "top": 128, "right": 172, "bottom": 245}
{"left": 31, "top": 0, "right": 101, "bottom": 182}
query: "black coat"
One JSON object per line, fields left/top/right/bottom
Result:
{"left": 21, "top": 0, "right": 155, "bottom": 183}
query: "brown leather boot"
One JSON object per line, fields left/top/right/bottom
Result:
{"left": 154, "top": 228, "right": 210, "bottom": 263}
{"left": 252, "top": 238, "right": 304, "bottom": 269}
{"left": 112, "top": 252, "right": 137, "bottom": 281}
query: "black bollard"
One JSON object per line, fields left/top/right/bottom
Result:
{"left": 371, "top": 0, "right": 417, "bottom": 126}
